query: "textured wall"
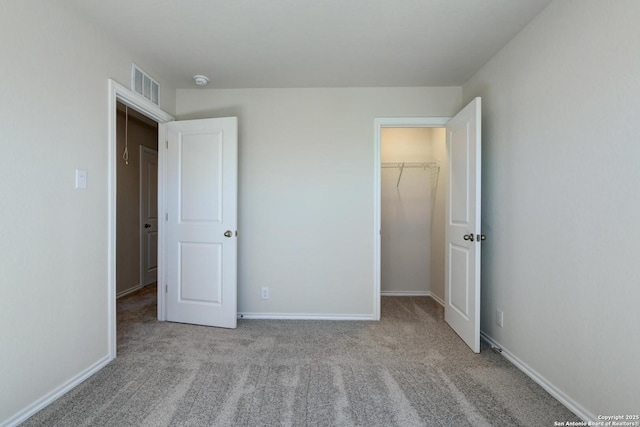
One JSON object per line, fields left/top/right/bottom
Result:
{"left": 0, "top": 1, "right": 174, "bottom": 424}
{"left": 463, "top": 0, "right": 640, "bottom": 418}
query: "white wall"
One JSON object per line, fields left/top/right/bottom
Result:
{"left": 380, "top": 128, "right": 447, "bottom": 298}
{"left": 176, "top": 87, "right": 461, "bottom": 316}
{"left": 463, "top": 0, "right": 640, "bottom": 419}
{"left": 0, "top": 1, "right": 174, "bottom": 424}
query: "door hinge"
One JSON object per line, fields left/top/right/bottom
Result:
{"left": 165, "top": 284, "right": 168, "bottom": 293}
{"left": 166, "top": 140, "right": 168, "bottom": 149}
{"left": 165, "top": 213, "right": 168, "bottom": 221}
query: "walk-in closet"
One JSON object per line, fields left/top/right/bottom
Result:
{"left": 380, "top": 127, "right": 448, "bottom": 301}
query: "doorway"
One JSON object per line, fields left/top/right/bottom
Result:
{"left": 115, "top": 102, "right": 159, "bottom": 299}
{"left": 380, "top": 127, "right": 447, "bottom": 303}
{"left": 375, "top": 98, "right": 483, "bottom": 352}
{"left": 107, "top": 79, "right": 174, "bottom": 359}
{"left": 373, "top": 117, "right": 449, "bottom": 320}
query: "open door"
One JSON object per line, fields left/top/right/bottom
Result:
{"left": 165, "top": 117, "right": 238, "bottom": 328}
{"left": 445, "top": 97, "right": 482, "bottom": 353}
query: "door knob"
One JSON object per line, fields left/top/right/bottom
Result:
{"left": 463, "top": 233, "right": 475, "bottom": 241}
{"left": 144, "top": 224, "right": 151, "bottom": 228}
{"left": 224, "top": 230, "right": 233, "bottom": 238}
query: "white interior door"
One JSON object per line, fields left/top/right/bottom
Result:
{"left": 140, "top": 146, "right": 158, "bottom": 286}
{"left": 445, "top": 97, "right": 482, "bottom": 353}
{"left": 165, "top": 117, "right": 238, "bottom": 328}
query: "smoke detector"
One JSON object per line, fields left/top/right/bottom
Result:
{"left": 193, "top": 75, "right": 210, "bottom": 86}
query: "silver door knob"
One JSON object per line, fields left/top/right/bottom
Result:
{"left": 463, "top": 233, "right": 475, "bottom": 241}
{"left": 224, "top": 230, "right": 232, "bottom": 238}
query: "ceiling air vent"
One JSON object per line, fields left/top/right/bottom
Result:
{"left": 131, "top": 64, "right": 160, "bottom": 105}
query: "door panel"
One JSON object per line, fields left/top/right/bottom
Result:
{"left": 166, "top": 117, "right": 237, "bottom": 328}
{"left": 445, "top": 97, "right": 481, "bottom": 353}
{"left": 179, "top": 133, "right": 223, "bottom": 222}
{"left": 140, "top": 147, "right": 158, "bottom": 286}
{"left": 147, "top": 232, "right": 158, "bottom": 272}
{"left": 179, "top": 242, "right": 222, "bottom": 303}
{"left": 449, "top": 245, "right": 469, "bottom": 317}
{"left": 450, "top": 126, "right": 469, "bottom": 224}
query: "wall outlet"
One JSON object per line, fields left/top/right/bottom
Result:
{"left": 75, "top": 168, "right": 87, "bottom": 189}
{"left": 496, "top": 309, "right": 504, "bottom": 328}
{"left": 261, "top": 287, "right": 269, "bottom": 300}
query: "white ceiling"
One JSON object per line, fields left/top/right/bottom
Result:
{"left": 70, "top": 0, "right": 552, "bottom": 89}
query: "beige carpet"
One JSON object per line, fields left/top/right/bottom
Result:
{"left": 23, "top": 285, "right": 579, "bottom": 426}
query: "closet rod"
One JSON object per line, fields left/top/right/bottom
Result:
{"left": 381, "top": 161, "right": 440, "bottom": 188}
{"left": 381, "top": 161, "right": 439, "bottom": 169}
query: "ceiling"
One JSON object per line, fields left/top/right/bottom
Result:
{"left": 69, "top": 0, "right": 552, "bottom": 89}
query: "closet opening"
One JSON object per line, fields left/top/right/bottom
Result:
{"left": 374, "top": 118, "right": 450, "bottom": 319}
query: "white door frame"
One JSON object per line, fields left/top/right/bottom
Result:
{"left": 107, "top": 79, "right": 174, "bottom": 359}
{"left": 373, "top": 117, "right": 449, "bottom": 320}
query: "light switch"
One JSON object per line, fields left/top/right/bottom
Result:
{"left": 75, "top": 169, "right": 87, "bottom": 189}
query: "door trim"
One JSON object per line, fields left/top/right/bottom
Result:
{"left": 107, "top": 79, "right": 173, "bottom": 359}
{"left": 373, "top": 117, "right": 449, "bottom": 320}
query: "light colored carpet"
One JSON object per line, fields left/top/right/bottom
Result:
{"left": 23, "top": 286, "right": 578, "bottom": 426}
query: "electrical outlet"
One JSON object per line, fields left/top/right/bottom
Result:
{"left": 261, "top": 287, "right": 269, "bottom": 300}
{"left": 496, "top": 309, "right": 504, "bottom": 327}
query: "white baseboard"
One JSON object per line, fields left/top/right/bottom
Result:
{"left": 380, "top": 291, "right": 445, "bottom": 307}
{"left": 381, "top": 291, "right": 430, "bottom": 296}
{"left": 429, "top": 293, "right": 445, "bottom": 307}
{"left": 238, "top": 313, "right": 374, "bottom": 321}
{"left": 480, "top": 332, "right": 595, "bottom": 423}
{"left": 1, "top": 354, "right": 112, "bottom": 427}
{"left": 116, "top": 284, "right": 143, "bottom": 299}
